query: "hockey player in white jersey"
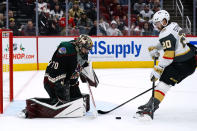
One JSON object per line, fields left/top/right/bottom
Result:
{"left": 136, "top": 10, "right": 197, "bottom": 119}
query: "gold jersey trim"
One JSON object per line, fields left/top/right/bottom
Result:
{"left": 175, "top": 48, "right": 190, "bottom": 57}
{"left": 163, "top": 50, "right": 175, "bottom": 59}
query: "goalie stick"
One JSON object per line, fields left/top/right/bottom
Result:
{"left": 87, "top": 82, "right": 98, "bottom": 117}
{"left": 97, "top": 87, "right": 153, "bottom": 114}
{"left": 81, "top": 61, "right": 98, "bottom": 117}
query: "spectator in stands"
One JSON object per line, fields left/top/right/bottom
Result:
{"left": 152, "top": 4, "right": 161, "bottom": 13}
{"left": 50, "top": 4, "right": 64, "bottom": 20}
{"left": 21, "top": 0, "right": 35, "bottom": 19}
{"left": 112, "top": 4, "right": 125, "bottom": 19}
{"left": 88, "top": 20, "right": 97, "bottom": 36}
{"left": 86, "top": 5, "right": 97, "bottom": 22}
{"left": 109, "top": 0, "right": 120, "bottom": 16}
{"left": 8, "top": 10, "right": 21, "bottom": 28}
{"left": 8, "top": 10, "right": 14, "bottom": 19}
{"left": 77, "top": 12, "right": 93, "bottom": 34}
{"left": 46, "top": 17, "right": 61, "bottom": 35}
{"left": 38, "top": 10, "right": 51, "bottom": 35}
{"left": 119, "top": 0, "right": 128, "bottom": 5}
{"left": 99, "top": 17, "right": 109, "bottom": 36}
{"left": 80, "top": 0, "right": 95, "bottom": 12}
{"left": 130, "top": 22, "right": 141, "bottom": 36}
{"left": 68, "top": 0, "right": 75, "bottom": 9}
{"left": 38, "top": 0, "right": 48, "bottom": 14}
{"left": 67, "top": 18, "right": 80, "bottom": 36}
{"left": 69, "top": 1, "right": 84, "bottom": 24}
{"left": 141, "top": 22, "right": 153, "bottom": 36}
{"left": 22, "top": 20, "right": 36, "bottom": 36}
{"left": 133, "top": 0, "right": 146, "bottom": 14}
{"left": 153, "top": 0, "right": 160, "bottom": 8}
{"left": 59, "top": 16, "right": 74, "bottom": 28}
{"left": 114, "top": 16, "right": 128, "bottom": 34}
{"left": 0, "top": 2, "right": 6, "bottom": 13}
{"left": 106, "top": 20, "right": 122, "bottom": 36}
{"left": 144, "top": 0, "right": 161, "bottom": 13}
{"left": 59, "top": 16, "right": 79, "bottom": 36}
{"left": 153, "top": 26, "right": 160, "bottom": 36}
{"left": 147, "top": 0, "right": 154, "bottom": 8}
{"left": 0, "top": 13, "right": 4, "bottom": 29}
{"left": 150, "top": 1, "right": 160, "bottom": 36}
{"left": 9, "top": 18, "right": 20, "bottom": 36}
{"left": 49, "top": 0, "right": 60, "bottom": 10}
{"left": 67, "top": 25, "right": 80, "bottom": 36}
{"left": 122, "top": 15, "right": 128, "bottom": 26}
{"left": 138, "top": 4, "right": 154, "bottom": 24}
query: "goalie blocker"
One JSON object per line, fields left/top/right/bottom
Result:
{"left": 80, "top": 62, "right": 99, "bottom": 87}
{"left": 23, "top": 94, "right": 90, "bottom": 118}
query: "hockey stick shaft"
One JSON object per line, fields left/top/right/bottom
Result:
{"left": 87, "top": 83, "right": 96, "bottom": 107}
{"left": 97, "top": 87, "right": 153, "bottom": 114}
{"left": 87, "top": 83, "right": 98, "bottom": 117}
{"left": 151, "top": 57, "right": 157, "bottom": 119}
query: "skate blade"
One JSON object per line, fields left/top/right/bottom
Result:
{"left": 133, "top": 113, "right": 152, "bottom": 121}
{"left": 17, "top": 109, "right": 27, "bottom": 118}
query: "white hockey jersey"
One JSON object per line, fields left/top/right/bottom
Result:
{"left": 156, "top": 22, "right": 194, "bottom": 67}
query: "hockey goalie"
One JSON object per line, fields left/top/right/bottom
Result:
{"left": 20, "top": 35, "right": 99, "bottom": 118}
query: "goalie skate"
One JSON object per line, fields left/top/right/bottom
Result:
{"left": 18, "top": 109, "right": 28, "bottom": 118}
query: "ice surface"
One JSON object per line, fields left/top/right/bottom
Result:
{"left": 0, "top": 69, "right": 197, "bottom": 131}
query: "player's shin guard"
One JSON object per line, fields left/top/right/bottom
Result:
{"left": 137, "top": 81, "right": 171, "bottom": 116}
{"left": 154, "top": 81, "right": 171, "bottom": 103}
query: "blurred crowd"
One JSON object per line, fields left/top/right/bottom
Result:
{"left": 0, "top": 0, "right": 161, "bottom": 36}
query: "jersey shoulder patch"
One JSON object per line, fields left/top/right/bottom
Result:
{"left": 58, "top": 41, "right": 77, "bottom": 55}
{"left": 58, "top": 47, "right": 67, "bottom": 54}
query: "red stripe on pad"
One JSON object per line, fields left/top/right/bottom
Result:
{"left": 163, "top": 56, "right": 174, "bottom": 59}
{"left": 155, "top": 90, "right": 165, "bottom": 96}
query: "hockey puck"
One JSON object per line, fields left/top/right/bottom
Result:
{"left": 115, "top": 117, "right": 121, "bottom": 119}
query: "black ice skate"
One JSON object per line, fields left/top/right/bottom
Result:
{"left": 135, "top": 97, "right": 160, "bottom": 120}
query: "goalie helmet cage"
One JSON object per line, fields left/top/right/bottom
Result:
{"left": 0, "top": 29, "right": 13, "bottom": 114}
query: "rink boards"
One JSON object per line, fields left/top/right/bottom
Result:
{"left": 6, "top": 36, "right": 197, "bottom": 71}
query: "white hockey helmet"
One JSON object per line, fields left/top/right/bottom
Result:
{"left": 152, "top": 10, "right": 170, "bottom": 27}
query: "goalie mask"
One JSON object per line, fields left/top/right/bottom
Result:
{"left": 76, "top": 34, "right": 93, "bottom": 60}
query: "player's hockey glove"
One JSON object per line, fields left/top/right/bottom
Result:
{"left": 150, "top": 65, "right": 164, "bottom": 82}
{"left": 148, "top": 46, "right": 160, "bottom": 60}
{"left": 71, "top": 64, "right": 82, "bottom": 79}
{"left": 71, "top": 62, "right": 89, "bottom": 80}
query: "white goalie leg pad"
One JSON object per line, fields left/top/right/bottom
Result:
{"left": 55, "top": 98, "right": 86, "bottom": 118}
{"left": 155, "top": 81, "right": 171, "bottom": 94}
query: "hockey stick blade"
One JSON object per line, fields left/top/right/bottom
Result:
{"left": 97, "top": 87, "right": 153, "bottom": 115}
{"left": 97, "top": 110, "right": 110, "bottom": 114}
